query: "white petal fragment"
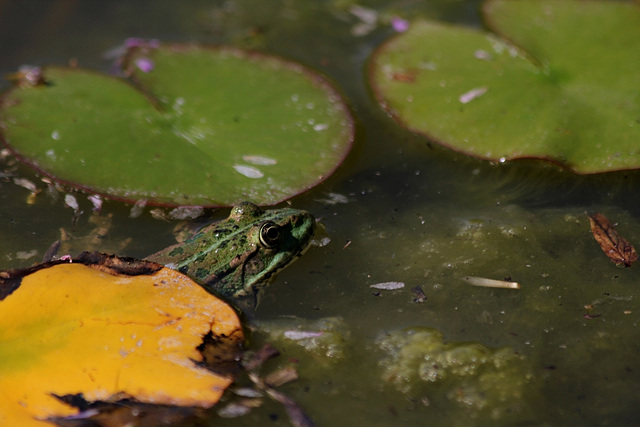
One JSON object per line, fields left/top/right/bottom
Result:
{"left": 233, "top": 165, "right": 264, "bottom": 179}
{"left": 463, "top": 276, "right": 520, "bottom": 289}
{"left": 64, "top": 194, "right": 79, "bottom": 211}
{"left": 283, "top": 330, "right": 324, "bottom": 340}
{"left": 370, "top": 281, "right": 405, "bottom": 290}
{"left": 87, "top": 194, "right": 103, "bottom": 212}
{"left": 13, "top": 177, "right": 38, "bottom": 192}
{"left": 130, "top": 199, "right": 147, "bottom": 218}
{"left": 459, "top": 86, "right": 488, "bottom": 104}
{"left": 242, "top": 155, "right": 277, "bottom": 166}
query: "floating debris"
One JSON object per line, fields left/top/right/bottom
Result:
{"left": 254, "top": 374, "right": 315, "bottom": 427}
{"left": 135, "top": 57, "right": 154, "bottom": 73}
{"left": 391, "top": 17, "right": 410, "bottom": 33}
{"left": 16, "top": 250, "right": 38, "bottom": 260}
{"left": 459, "top": 86, "right": 488, "bottom": 104}
{"left": 233, "top": 387, "right": 263, "bottom": 398}
{"left": 130, "top": 199, "right": 147, "bottom": 218}
{"left": 241, "top": 343, "right": 315, "bottom": 427}
{"left": 350, "top": 5, "right": 378, "bottom": 36}
{"left": 242, "top": 343, "right": 280, "bottom": 371}
{"left": 264, "top": 366, "right": 298, "bottom": 388}
{"left": 242, "top": 155, "right": 277, "bottom": 165}
{"left": 42, "top": 240, "right": 61, "bottom": 263}
{"left": 149, "top": 209, "right": 171, "bottom": 221}
{"left": 87, "top": 194, "right": 103, "bottom": 212}
{"left": 310, "top": 221, "right": 331, "bottom": 247}
{"left": 64, "top": 194, "right": 79, "bottom": 210}
{"left": 5, "top": 65, "right": 46, "bottom": 87}
{"left": 316, "top": 192, "right": 349, "bottom": 205}
{"left": 168, "top": 206, "right": 204, "bottom": 220}
{"left": 587, "top": 212, "right": 638, "bottom": 267}
{"left": 474, "top": 50, "right": 493, "bottom": 61}
{"left": 217, "top": 401, "right": 256, "bottom": 418}
{"left": 463, "top": 276, "right": 520, "bottom": 289}
{"left": 370, "top": 281, "right": 405, "bottom": 290}
{"left": 233, "top": 164, "right": 264, "bottom": 179}
{"left": 13, "top": 177, "right": 38, "bottom": 193}
{"left": 411, "top": 286, "right": 427, "bottom": 303}
{"left": 284, "top": 330, "right": 324, "bottom": 340}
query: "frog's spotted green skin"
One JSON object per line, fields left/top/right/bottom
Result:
{"left": 146, "top": 202, "right": 315, "bottom": 313}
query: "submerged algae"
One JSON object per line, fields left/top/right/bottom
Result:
{"left": 377, "top": 327, "right": 540, "bottom": 421}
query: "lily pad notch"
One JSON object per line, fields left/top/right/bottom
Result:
{"left": 368, "top": 0, "right": 640, "bottom": 174}
{"left": 0, "top": 42, "right": 355, "bottom": 206}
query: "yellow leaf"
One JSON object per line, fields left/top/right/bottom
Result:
{"left": 0, "top": 257, "right": 244, "bottom": 426}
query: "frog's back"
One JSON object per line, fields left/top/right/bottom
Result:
{"left": 147, "top": 202, "right": 315, "bottom": 313}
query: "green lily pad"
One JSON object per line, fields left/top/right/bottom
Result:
{"left": 369, "top": 0, "right": 640, "bottom": 174}
{"left": 0, "top": 44, "right": 353, "bottom": 206}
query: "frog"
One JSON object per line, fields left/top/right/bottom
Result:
{"left": 146, "top": 201, "right": 316, "bottom": 314}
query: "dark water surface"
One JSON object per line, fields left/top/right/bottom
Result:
{"left": 2, "top": 1, "right": 640, "bottom": 426}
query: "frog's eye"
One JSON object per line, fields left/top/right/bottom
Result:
{"left": 259, "top": 222, "right": 282, "bottom": 248}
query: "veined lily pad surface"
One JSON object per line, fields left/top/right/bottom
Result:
{"left": 369, "top": 0, "right": 640, "bottom": 174}
{"left": 0, "top": 44, "right": 354, "bottom": 206}
{"left": 0, "top": 253, "right": 244, "bottom": 426}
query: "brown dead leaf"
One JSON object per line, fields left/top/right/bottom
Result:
{"left": 265, "top": 387, "right": 316, "bottom": 427}
{"left": 242, "top": 343, "right": 281, "bottom": 371}
{"left": 587, "top": 213, "right": 638, "bottom": 267}
{"left": 246, "top": 360, "right": 315, "bottom": 427}
{"left": 264, "top": 366, "right": 299, "bottom": 388}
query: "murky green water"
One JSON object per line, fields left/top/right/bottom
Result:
{"left": 2, "top": 1, "right": 640, "bottom": 426}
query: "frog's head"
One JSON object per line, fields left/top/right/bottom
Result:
{"left": 221, "top": 202, "right": 316, "bottom": 303}
{"left": 148, "top": 202, "right": 316, "bottom": 313}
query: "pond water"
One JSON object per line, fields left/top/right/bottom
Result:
{"left": 2, "top": 1, "right": 640, "bottom": 426}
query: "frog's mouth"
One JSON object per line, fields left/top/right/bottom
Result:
{"left": 266, "top": 234, "right": 314, "bottom": 278}
{"left": 230, "top": 240, "right": 315, "bottom": 316}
